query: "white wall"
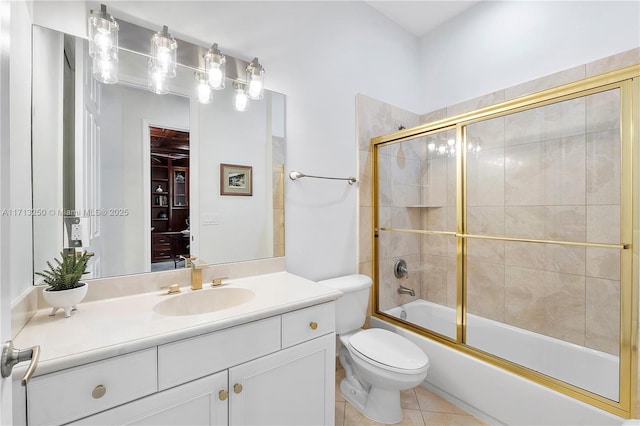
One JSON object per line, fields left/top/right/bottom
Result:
{"left": 419, "top": 1, "right": 640, "bottom": 112}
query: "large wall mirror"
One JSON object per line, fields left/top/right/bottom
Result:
{"left": 32, "top": 25, "right": 286, "bottom": 282}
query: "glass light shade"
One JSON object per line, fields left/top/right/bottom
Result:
{"left": 195, "top": 72, "right": 212, "bottom": 104}
{"left": 148, "top": 60, "right": 169, "bottom": 95}
{"left": 151, "top": 25, "right": 177, "bottom": 78}
{"left": 92, "top": 56, "right": 118, "bottom": 84}
{"left": 88, "top": 5, "right": 118, "bottom": 62}
{"left": 245, "top": 58, "right": 265, "bottom": 100}
{"left": 205, "top": 43, "right": 226, "bottom": 90}
{"left": 233, "top": 83, "right": 249, "bottom": 112}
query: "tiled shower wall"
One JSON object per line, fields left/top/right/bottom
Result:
{"left": 356, "top": 47, "right": 639, "bottom": 403}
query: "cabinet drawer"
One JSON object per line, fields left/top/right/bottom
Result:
{"left": 153, "top": 243, "right": 171, "bottom": 251}
{"left": 27, "top": 348, "right": 157, "bottom": 426}
{"left": 282, "top": 302, "right": 335, "bottom": 348}
{"left": 153, "top": 235, "right": 172, "bottom": 244}
{"left": 158, "top": 316, "right": 281, "bottom": 390}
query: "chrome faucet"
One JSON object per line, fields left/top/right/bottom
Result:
{"left": 398, "top": 285, "right": 415, "bottom": 296}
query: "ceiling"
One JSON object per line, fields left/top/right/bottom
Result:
{"left": 365, "top": 1, "right": 481, "bottom": 37}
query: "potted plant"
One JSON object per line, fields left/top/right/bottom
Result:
{"left": 36, "top": 251, "right": 94, "bottom": 318}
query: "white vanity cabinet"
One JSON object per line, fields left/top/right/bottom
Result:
{"left": 21, "top": 302, "right": 336, "bottom": 426}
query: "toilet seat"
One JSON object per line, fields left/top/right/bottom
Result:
{"left": 347, "top": 328, "right": 429, "bottom": 374}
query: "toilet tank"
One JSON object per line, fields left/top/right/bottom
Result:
{"left": 318, "top": 274, "right": 372, "bottom": 334}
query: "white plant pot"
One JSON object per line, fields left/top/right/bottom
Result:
{"left": 43, "top": 283, "right": 88, "bottom": 318}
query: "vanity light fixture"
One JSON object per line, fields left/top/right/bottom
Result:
{"left": 204, "top": 43, "right": 226, "bottom": 90}
{"left": 150, "top": 25, "right": 177, "bottom": 79}
{"left": 245, "top": 57, "right": 265, "bottom": 100}
{"left": 233, "top": 82, "right": 249, "bottom": 112}
{"left": 195, "top": 71, "right": 213, "bottom": 104}
{"left": 87, "top": 4, "right": 119, "bottom": 84}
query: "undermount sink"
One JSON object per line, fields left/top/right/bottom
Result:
{"left": 153, "top": 287, "right": 255, "bottom": 316}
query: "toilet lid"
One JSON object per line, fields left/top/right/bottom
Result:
{"left": 348, "top": 328, "right": 429, "bottom": 371}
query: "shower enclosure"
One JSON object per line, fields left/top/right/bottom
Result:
{"left": 371, "top": 65, "right": 639, "bottom": 418}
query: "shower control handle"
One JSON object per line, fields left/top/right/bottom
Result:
{"left": 394, "top": 259, "right": 409, "bottom": 279}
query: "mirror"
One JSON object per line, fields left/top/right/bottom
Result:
{"left": 32, "top": 25, "right": 285, "bottom": 282}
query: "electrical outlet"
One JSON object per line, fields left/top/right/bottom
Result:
{"left": 71, "top": 224, "right": 81, "bottom": 241}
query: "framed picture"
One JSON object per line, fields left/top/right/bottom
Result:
{"left": 220, "top": 163, "right": 253, "bottom": 196}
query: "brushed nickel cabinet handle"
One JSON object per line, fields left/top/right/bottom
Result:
{"left": 92, "top": 384, "right": 107, "bottom": 399}
{"left": 309, "top": 322, "right": 318, "bottom": 330}
{"left": 218, "top": 389, "right": 229, "bottom": 400}
{"left": 233, "top": 383, "right": 243, "bottom": 394}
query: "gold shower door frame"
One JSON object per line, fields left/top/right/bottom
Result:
{"left": 371, "top": 64, "right": 640, "bottom": 418}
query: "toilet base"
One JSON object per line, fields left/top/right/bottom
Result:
{"left": 340, "top": 377, "right": 403, "bottom": 424}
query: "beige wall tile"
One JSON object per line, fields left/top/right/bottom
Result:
{"left": 544, "top": 245, "right": 585, "bottom": 276}
{"left": 504, "top": 142, "right": 545, "bottom": 205}
{"left": 447, "top": 90, "right": 505, "bottom": 117}
{"left": 586, "top": 247, "right": 620, "bottom": 281}
{"left": 504, "top": 241, "right": 545, "bottom": 270}
{"left": 467, "top": 260, "right": 505, "bottom": 322}
{"left": 505, "top": 266, "right": 586, "bottom": 345}
{"left": 586, "top": 47, "right": 640, "bottom": 76}
{"left": 544, "top": 135, "right": 586, "bottom": 206}
{"left": 586, "top": 129, "right": 621, "bottom": 205}
{"left": 545, "top": 205, "right": 586, "bottom": 241}
{"left": 466, "top": 147, "right": 505, "bottom": 207}
{"left": 543, "top": 97, "right": 585, "bottom": 141}
{"left": 586, "top": 89, "right": 620, "bottom": 133}
{"left": 421, "top": 255, "right": 448, "bottom": 305}
{"left": 586, "top": 277, "right": 620, "bottom": 355}
{"left": 505, "top": 65, "right": 585, "bottom": 100}
{"left": 586, "top": 205, "right": 620, "bottom": 244}
{"left": 505, "top": 206, "right": 545, "bottom": 239}
{"left": 356, "top": 94, "right": 391, "bottom": 151}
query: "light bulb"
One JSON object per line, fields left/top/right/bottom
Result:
{"left": 428, "top": 143, "right": 436, "bottom": 152}
{"left": 247, "top": 75, "right": 263, "bottom": 99}
{"left": 438, "top": 145, "right": 446, "bottom": 155}
{"left": 245, "top": 58, "right": 264, "bottom": 100}
{"left": 92, "top": 57, "right": 118, "bottom": 84}
{"left": 208, "top": 65, "right": 224, "bottom": 89}
{"left": 234, "top": 84, "right": 249, "bottom": 112}
{"left": 205, "top": 44, "right": 226, "bottom": 90}
{"left": 93, "top": 30, "right": 113, "bottom": 55}
{"left": 195, "top": 72, "right": 212, "bottom": 104}
{"left": 148, "top": 61, "right": 168, "bottom": 94}
{"left": 447, "top": 138, "right": 455, "bottom": 146}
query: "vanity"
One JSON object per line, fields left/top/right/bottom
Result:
{"left": 11, "top": 271, "right": 342, "bottom": 426}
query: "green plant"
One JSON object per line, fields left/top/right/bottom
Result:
{"left": 35, "top": 251, "right": 94, "bottom": 291}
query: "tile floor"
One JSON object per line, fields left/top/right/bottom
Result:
{"left": 335, "top": 369, "right": 488, "bottom": 426}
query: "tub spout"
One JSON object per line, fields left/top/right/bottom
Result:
{"left": 398, "top": 285, "right": 415, "bottom": 296}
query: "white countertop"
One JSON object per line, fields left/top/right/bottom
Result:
{"left": 12, "top": 272, "right": 342, "bottom": 377}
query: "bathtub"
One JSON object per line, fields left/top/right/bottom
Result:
{"left": 375, "top": 299, "right": 624, "bottom": 425}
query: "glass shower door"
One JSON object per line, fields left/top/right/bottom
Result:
{"left": 375, "top": 128, "right": 457, "bottom": 340}
{"left": 463, "top": 88, "right": 626, "bottom": 402}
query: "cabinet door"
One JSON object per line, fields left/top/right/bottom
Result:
{"left": 70, "top": 372, "right": 228, "bottom": 426}
{"left": 229, "top": 333, "right": 335, "bottom": 426}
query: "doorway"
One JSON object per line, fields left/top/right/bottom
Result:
{"left": 149, "top": 126, "right": 190, "bottom": 271}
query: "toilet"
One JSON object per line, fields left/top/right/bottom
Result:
{"left": 319, "top": 274, "right": 429, "bottom": 424}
